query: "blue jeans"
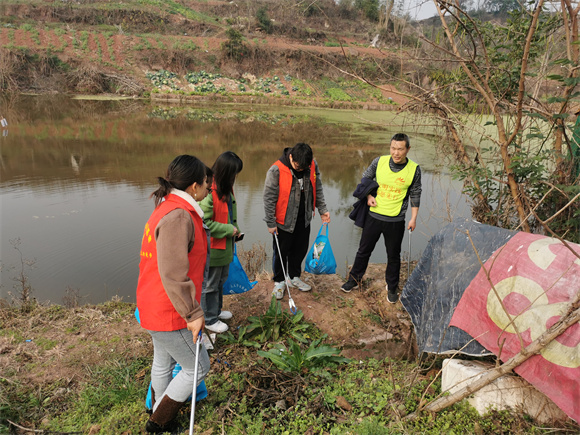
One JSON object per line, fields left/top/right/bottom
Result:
{"left": 148, "top": 328, "right": 210, "bottom": 408}
{"left": 201, "top": 265, "right": 229, "bottom": 325}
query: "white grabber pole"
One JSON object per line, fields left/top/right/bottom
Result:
{"left": 189, "top": 330, "right": 202, "bottom": 435}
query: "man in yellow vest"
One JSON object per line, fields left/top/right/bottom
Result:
{"left": 264, "top": 143, "right": 331, "bottom": 300}
{"left": 342, "top": 133, "right": 422, "bottom": 303}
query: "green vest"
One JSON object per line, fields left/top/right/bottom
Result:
{"left": 370, "top": 155, "right": 418, "bottom": 217}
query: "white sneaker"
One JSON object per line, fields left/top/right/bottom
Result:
{"left": 290, "top": 277, "right": 311, "bottom": 292}
{"left": 205, "top": 320, "right": 229, "bottom": 333}
{"left": 218, "top": 310, "right": 232, "bottom": 320}
{"left": 272, "top": 282, "right": 285, "bottom": 300}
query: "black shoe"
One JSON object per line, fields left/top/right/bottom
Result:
{"left": 387, "top": 288, "right": 398, "bottom": 304}
{"left": 341, "top": 279, "right": 358, "bottom": 293}
{"left": 145, "top": 419, "right": 178, "bottom": 434}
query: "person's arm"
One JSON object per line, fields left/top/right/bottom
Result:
{"left": 200, "top": 193, "right": 238, "bottom": 239}
{"left": 313, "top": 161, "right": 330, "bottom": 223}
{"left": 361, "top": 156, "right": 380, "bottom": 180}
{"left": 155, "top": 210, "right": 204, "bottom": 324}
{"left": 407, "top": 166, "right": 422, "bottom": 231}
{"left": 263, "top": 165, "right": 280, "bottom": 234}
{"left": 363, "top": 157, "right": 380, "bottom": 206}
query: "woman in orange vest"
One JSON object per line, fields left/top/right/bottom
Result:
{"left": 136, "top": 155, "right": 212, "bottom": 434}
{"left": 263, "top": 143, "right": 331, "bottom": 299}
{"left": 200, "top": 151, "right": 243, "bottom": 333}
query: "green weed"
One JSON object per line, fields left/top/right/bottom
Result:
{"left": 258, "top": 336, "right": 349, "bottom": 372}
{"left": 47, "top": 357, "right": 150, "bottom": 433}
{"left": 223, "top": 296, "right": 312, "bottom": 346}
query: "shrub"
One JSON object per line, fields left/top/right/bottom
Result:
{"left": 221, "top": 28, "right": 248, "bottom": 61}
{"left": 256, "top": 7, "right": 273, "bottom": 34}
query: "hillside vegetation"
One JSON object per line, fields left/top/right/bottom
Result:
{"left": 0, "top": 0, "right": 417, "bottom": 107}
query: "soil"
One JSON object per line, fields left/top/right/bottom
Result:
{"left": 224, "top": 264, "right": 416, "bottom": 360}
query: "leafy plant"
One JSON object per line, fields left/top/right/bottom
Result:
{"left": 79, "top": 30, "right": 89, "bottom": 51}
{"left": 326, "top": 87, "right": 352, "bottom": 101}
{"left": 257, "top": 336, "right": 349, "bottom": 372}
{"left": 223, "top": 296, "right": 311, "bottom": 346}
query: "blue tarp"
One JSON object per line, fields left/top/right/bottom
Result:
{"left": 400, "top": 218, "right": 516, "bottom": 356}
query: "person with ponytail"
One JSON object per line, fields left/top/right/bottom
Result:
{"left": 136, "top": 155, "right": 212, "bottom": 434}
{"left": 199, "top": 151, "right": 244, "bottom": 333}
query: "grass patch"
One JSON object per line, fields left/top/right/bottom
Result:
{"left": 47, "top": 357, "right": 150, "bottom": 433}
{"left": 0, "top": 301, "right": 575, "bottom": 434}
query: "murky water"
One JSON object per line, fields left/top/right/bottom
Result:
{"left": 0, "top": 95, "right": 471, "bottom": 304}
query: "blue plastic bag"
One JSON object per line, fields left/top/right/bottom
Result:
{"left": 305, "top": 224, "right": 336, "bottom": 274}
{"left": 223, "top": 244, "right": 257, "bottom": 294}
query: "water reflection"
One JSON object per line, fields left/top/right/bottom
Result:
{"left": 0, "top": 95, "right": 470, "bottom": 304}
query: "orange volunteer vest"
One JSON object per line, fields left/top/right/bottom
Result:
{"left": 273, "top": 160, "right": 317, "bottom": 225}
{"left": 136, "top": 194, "right": 207, "bottom": 331}
{"left": 209, "top": 183, "right": 230, "bottom": 250}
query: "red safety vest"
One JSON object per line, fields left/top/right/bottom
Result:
{"left": 209, "top": 182, "right": 230, "bottom": 250}
{"left": 136, "top": 194, "right": 207, "bottom": 331}
{"left": 273, "top": 160, "right": 317, "bottom": 225}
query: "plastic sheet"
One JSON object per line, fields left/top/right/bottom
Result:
{"left": 400, "top": 218, "right": 515, "bottom": 356}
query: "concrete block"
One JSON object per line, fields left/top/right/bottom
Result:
{"left": 441, "top": 358, "right": 568, "bottom": 424}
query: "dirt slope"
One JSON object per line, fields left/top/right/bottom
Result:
{"left": 0, "top": 1, "right": 412, "bottom": 104}
{"left": 224, "top": 264, "right": 416, "bottom": 360}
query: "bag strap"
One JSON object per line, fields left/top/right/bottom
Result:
{"left": 320, "top": 223, "right": 329, "bottom": 237}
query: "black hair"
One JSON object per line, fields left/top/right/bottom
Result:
{"left": 212, "top": 151, "right": 243, "bottom": 201}
{"left": 289, "top": 142, "right": 313, "bottom": 170}
{"left": 391, "top": 133, "right": 410, "bottom": 148}
{"left": 151, "top": 155, "right": 208, "bottom": 207}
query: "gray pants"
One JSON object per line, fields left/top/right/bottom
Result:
{"left": 148, "top": 328, "right": 210, "bottom": 409}
{"left": 201, "top": 265, "right": 229, "bottom": 325}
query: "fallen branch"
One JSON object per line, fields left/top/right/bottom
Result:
{"left": 404, "top": 293, "right": 580, "bottom": 419}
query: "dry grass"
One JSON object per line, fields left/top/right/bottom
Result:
{"left": 237, "top": 242, "right": 268, "bottom": 281}
{"left": 0, "top": 48, "right": 24, "bottom": 91}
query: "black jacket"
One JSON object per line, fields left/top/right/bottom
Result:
{"left": 348, "top": 178, "right": 379, "bottom": 228}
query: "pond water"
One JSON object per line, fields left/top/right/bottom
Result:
{"left": 0, "top": 95, "right": 471, "bottom": 304}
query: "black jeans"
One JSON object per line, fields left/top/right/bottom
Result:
{"left": 272, "top": 223, "right": 310, "bottom": 283}
{"left": 348, "top": 216, "right": 405, "bottom": 291}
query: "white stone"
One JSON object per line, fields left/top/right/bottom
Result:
{"left": 441, "top": 358, "right": 568, "bottom": 424}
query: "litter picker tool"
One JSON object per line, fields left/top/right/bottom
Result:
{"left": 274, "top": 232, "right": 297, "bottom": 314}
{"left": 189, "top": 330, "right": 202, "bottom": 435}
{"left": 407, "top": 229, "right": 412, "bottom": 280}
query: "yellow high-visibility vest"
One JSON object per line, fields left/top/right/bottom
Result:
{"left": 370, "top": 155, "right": 418, "bottom": 217}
